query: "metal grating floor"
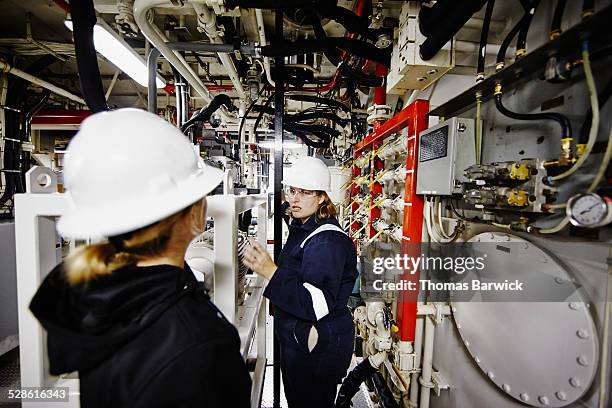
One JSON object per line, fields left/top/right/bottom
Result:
{"left": 0, "top": 348, "right": 21, "bottom": 408}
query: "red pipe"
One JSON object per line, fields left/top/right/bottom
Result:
{"left": 373, "top": 64, "right": 388, "bottom": 106}
{"left": 32, "top": 109, "right": 90, "bottom": 126}
{"left": 398, "top": 100, "right": 429, "bottom": 342}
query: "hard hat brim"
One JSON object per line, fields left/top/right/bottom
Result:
{"left": 57, "top": 164, "right": 223, "bottom": 239}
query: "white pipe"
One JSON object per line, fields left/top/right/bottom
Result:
{"left": 0, "top": 60, "right": 85, "bottom": 105}
{"left": 134, "top": 0, "right": 223, "bottom": 114}
{"left": 420, "top": 315, "right": 435, "bottom": 408}
{"left": 147, "top": 19, "right": 207, "bottom": 99}
{"left": 255, "top": 9, "right": 275, "bottom": 87}
{"left": 409, "top": 317, "right": 424, "bottom": 407}
{"left": 192, "top": 3, "right": 246, "bottom": 99}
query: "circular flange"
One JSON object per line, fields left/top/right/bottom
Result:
{"left": 452, "top": 232, "right": 598, "bottom": 407}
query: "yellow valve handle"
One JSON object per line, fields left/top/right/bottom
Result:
{"left": 351, "top": 222, "right": 369, "bottom": 238}
{"left": 392, "top": 325, "right": 399, "bottom": 333}
{"left": 368, "top": 170, "right": 389, "bottom": 188}
{"left": 373, "top": 140, "right": 393, "bottom": 157}
{"left": 367, "top": 195, "right": 388, "bottom": 212}
{"left": 366, "top": 228, "right": 386, "bottom": 245}
{"left": 354, "top": 196, "right": 372, "bottom": 212}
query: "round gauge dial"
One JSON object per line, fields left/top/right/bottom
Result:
{"left": 567, "top": 193, "right": 608, "bottom": 227}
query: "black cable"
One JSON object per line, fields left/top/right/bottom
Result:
{"left": 550, "top": 0, "right": 567, "bottom": 39}
{"left": 253, "top": 94, "right": 275, "bottom": 143}
{"left": 181, "top": 94, "right": 237, "bottom": 133}
{"left": 336, "top": 359, "right": 378, "bottom": 408}
{"left": 582, "top": 0, "right": 594, "bottom": 19}
{"left": 494, "top": 90, "right": 572, "bottom": 139}
{"left": 286, "top": 94, "right": 350, "bottom": 112}
{"left": 237, "top": 87, "right": 267, "bottom": 145}
{"left": 496, "top": 13, "right": 525, "bottom": 69}
{"left": 285, "top": 123, "right": 340, "bottom": 139}
{"left": 262, "top": 35, "right": 391, "bottom": 70}
{"left": 516, "top": 0, "right": 540, "bottom": 58}
{"left": 70, "top": 0, "right": 108, "bottom": 112}
{"left": 477, "top": 0, "right": 495, "bottom": 80}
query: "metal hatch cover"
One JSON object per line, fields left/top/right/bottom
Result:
{"left": 451, "top": 232, "right": 599, "bottom": 407}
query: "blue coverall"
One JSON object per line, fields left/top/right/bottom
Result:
{"left": 263, "top": 211, "right": 358, "bottom": 408}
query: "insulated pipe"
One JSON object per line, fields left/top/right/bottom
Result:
{"left": 373, "top": 64, "right": 387, "bottom": 106}
{"left": 419, "top": 0, "right": 487, "bottom": 61}
{"left": 134, "top": 0, "right": 215, "bottom": 106}
{"left": 408, "top": 317, "right": 424, "bottom": 406}
{"left": 255, "top": 8, "right": 275, "bottom": 87}
{"left": 419, "top": 315, "right": 435, "bottom": 408}
{"left": 419, "top": 0, "right": 455, "bottom": 37}
{"left": 192, "top": 3, "right": 246, "bottom": 99}
{"left": 0, "top": 60, "right": 85, "bottom": 105}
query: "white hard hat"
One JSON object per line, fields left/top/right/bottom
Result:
{"left": 282, "top": 156, "right": 331, "bottom": 191}
{"left": 57, "top": 108, "right": 223, "bottom": 239}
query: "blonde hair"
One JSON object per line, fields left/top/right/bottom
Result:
{"left": 316, "top": 192, "right": 337, "bottom": 220}
{"left": 64, "top": 201, "right": 204, "bottom": 286}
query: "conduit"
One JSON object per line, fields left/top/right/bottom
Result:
{"left": 0, "top": 60, "right": 85, "bottom": 105}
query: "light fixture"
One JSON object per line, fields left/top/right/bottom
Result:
{"left": 258, "top": 140, "right": 304, "bottom": 149}
{"left": 65, "top": 19, "right": 165, "bottom": 88}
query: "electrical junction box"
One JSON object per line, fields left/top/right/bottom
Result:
{"left": 386, "top": 2, "right": 454, "bottom": 95}
{"left": 416, "top": 117, "right": 476, "bottom": 196}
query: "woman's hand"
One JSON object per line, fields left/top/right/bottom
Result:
{"left": 243, "top": 239, "right": 277, "bottom": 280}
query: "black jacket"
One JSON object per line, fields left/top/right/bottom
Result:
{"left": 29, "top": 263, "right": 251, "bottom": 407}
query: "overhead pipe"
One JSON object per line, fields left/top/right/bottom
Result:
{"left": 192, "top": 3, "right": 246, "bottom": 99}
{"left": 419, "top": 0, "right": 455, "bottom": 37}
{"left": 0, "top": 60, "right": 85, "bottom": 105}
{"left": 419, "top": 0, "right": 487, "bottom": 61}
{"left": 135, "top": 0, "right": 221, "bottom": 115}
{"left": 255, "top": 8, "right": 275, "bottom": 87}
{"left": 147, "top": 41, "right": 255, "bottom": 112}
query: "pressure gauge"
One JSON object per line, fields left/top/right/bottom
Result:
{"left": 566, "top": 193, "right": 612, "bottom": 228}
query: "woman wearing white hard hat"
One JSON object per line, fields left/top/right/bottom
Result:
{"left": 244, "top": 156, "right": 358, "bottom": 408}
{"left": 29, "top": 109, "right": 251, "bottom": 407}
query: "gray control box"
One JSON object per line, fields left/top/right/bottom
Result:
{"left": 416, "top": 117, "right": 476, "bottom": 195}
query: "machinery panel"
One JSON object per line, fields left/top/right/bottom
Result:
{"left": 416, "top": 117, "right": 476, "bottom": 196}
